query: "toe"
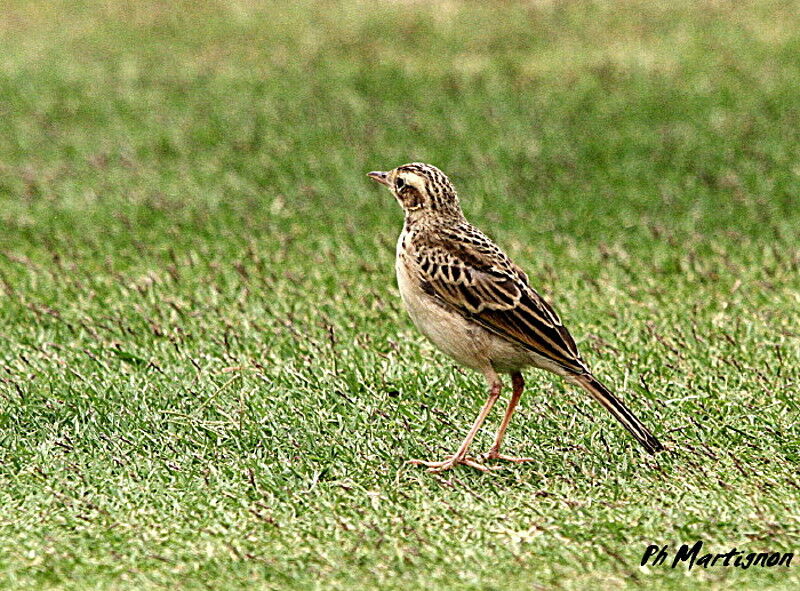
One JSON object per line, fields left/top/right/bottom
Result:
{"left": 408, "top": 454, "right": 499, "bottom": 473}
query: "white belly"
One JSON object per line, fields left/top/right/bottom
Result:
{"left": 395, "top": 253, "right": 532, "bottom": 374}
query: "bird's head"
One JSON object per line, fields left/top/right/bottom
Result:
{"left": 367, "top": 163, "right": 463, "bottom": 220}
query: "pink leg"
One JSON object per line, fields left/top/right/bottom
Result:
{"left": 484, "top": 372, "right": 535, "bottom": 463}
{"left": 409, "top": 370, "right": 502, "bottom": 473}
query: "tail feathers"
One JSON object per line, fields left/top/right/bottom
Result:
{"left": 574, "top": 374, "right": 664, "bottom": 455}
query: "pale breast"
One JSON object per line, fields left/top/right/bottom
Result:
{"left": 395, "top": 244, "right": 534, "bottom": 374}
{"left": 395, "top": 251, "right": 482, "bottom": 369}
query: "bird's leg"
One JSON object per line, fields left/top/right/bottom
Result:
{"left": 408, "top": 372, "right": 502, "bottom": 472}
{"left": 483, "top": 372, "right": 535, "bottom": 463}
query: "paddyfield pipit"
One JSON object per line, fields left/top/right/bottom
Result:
{"left": 368, "top": 163, "right": 664, "bottom": 472}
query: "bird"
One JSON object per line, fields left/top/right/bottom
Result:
{"left": 367, "top": 162, "right": 664, "bottom": 472}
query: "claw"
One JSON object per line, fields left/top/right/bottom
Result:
{"left": 481, "top": 452, "right": 536, "bottom": 463}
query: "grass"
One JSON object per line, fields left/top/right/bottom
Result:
{"left": 1, "top": 0, "right": 799, "bottom": 589}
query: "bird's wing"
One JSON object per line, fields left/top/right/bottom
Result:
{"left": 411, "top": 228, "right": 588, "bottom": 375}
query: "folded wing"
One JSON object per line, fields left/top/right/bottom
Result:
{"left": 412, "top": 231, "right": 588, "bottom": 375}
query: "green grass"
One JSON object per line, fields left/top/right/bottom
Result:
{"left": 1, "top": 0, "right": 799, "bottom": 589}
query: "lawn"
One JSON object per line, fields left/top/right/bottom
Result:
{"left": 1, "top": 1, "right": 799, "bottom": 589}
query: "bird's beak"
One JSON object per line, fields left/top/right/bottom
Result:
{"left": 367, "top": 171, "right": 390, "bottom": 186}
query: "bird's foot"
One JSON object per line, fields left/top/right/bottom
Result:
{"left": 407, "top": 454, "right": 498, "bottom": 473}
{"left": 481, "top": 450, "right": 536, "bottom": 463}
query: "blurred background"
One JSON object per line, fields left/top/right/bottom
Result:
{"left": 3, "top": 1, "right": 798, "bottom": 250}
{"left": 1, "top": 1, "right": 799, "bottom": 589}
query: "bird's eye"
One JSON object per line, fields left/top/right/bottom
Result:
{"left": 395, "top": 177, "right": 406, "bottom": 191}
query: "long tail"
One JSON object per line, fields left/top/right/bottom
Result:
{"left": 573, "top": 374, "right": 664, "bottom": 454}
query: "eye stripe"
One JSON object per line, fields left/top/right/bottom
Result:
{"left": 392, "top": 163, "right": 460, "bottom": 216}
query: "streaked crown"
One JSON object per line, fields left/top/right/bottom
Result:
{"left": 368, "top": 163, "right": 463, "bottom": 219}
